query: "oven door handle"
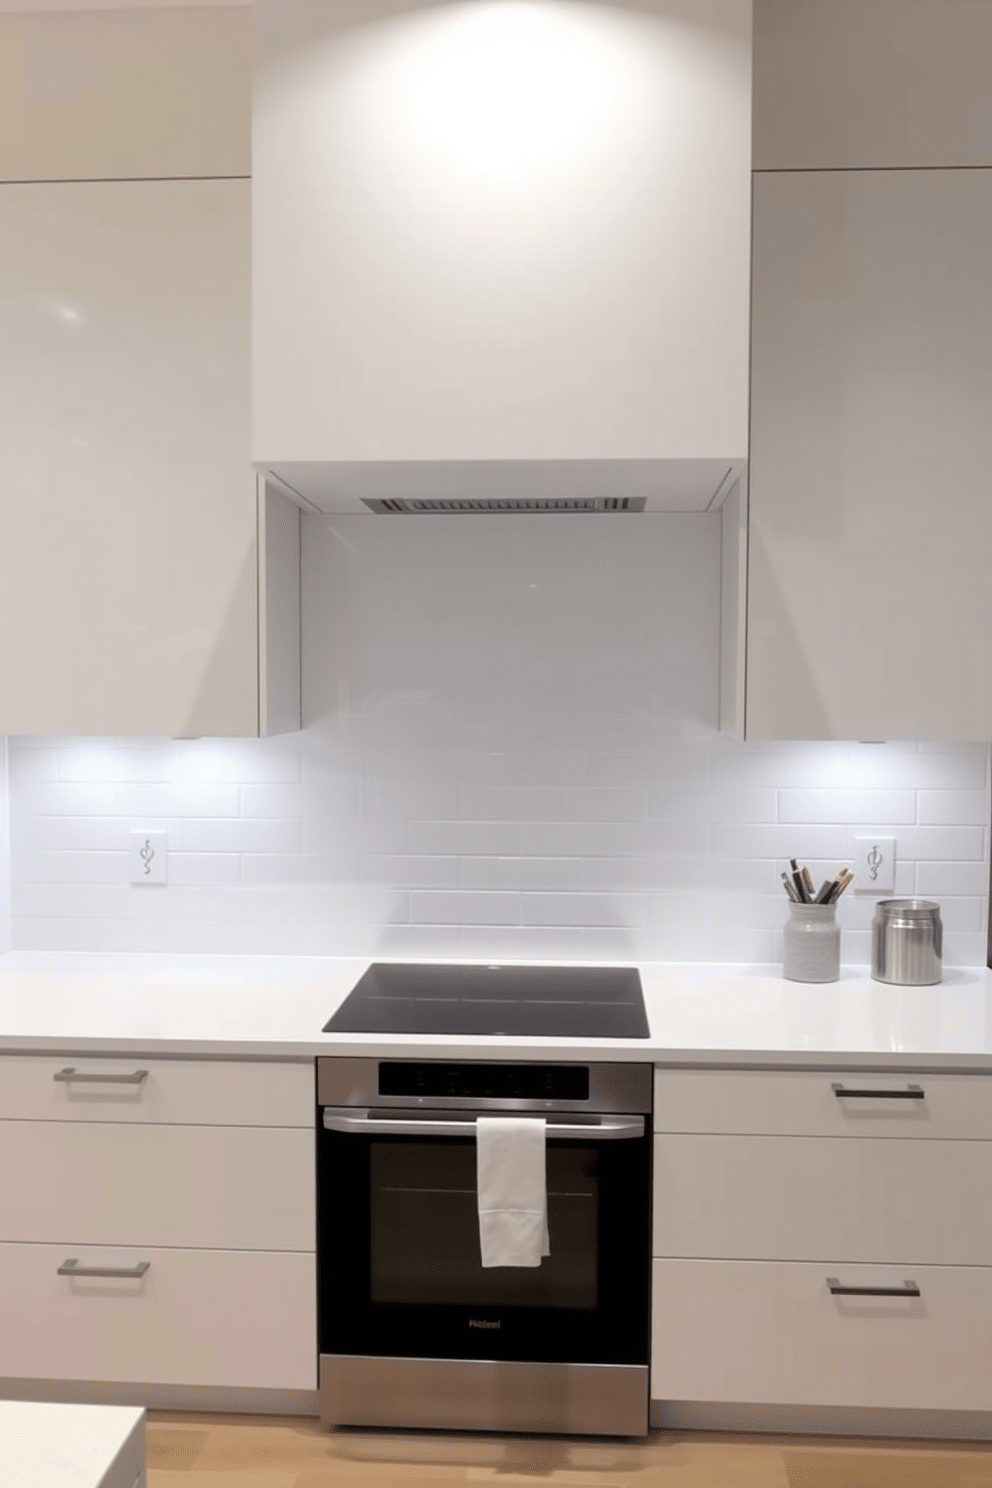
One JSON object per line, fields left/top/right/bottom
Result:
{"left": 321, "top": 1108, "right": 645, "bottom": 1140}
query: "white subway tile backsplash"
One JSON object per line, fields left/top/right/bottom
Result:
{"left": 589, "top": 752, "right": 712, "bottom": 789}
{"left": 3, "top": 520, "right": 989, "bottom": 966}
{"left": 239, "top": 784, "right": 308, "bottom": 819}
{"left": 411, "top": 891, "right": 521, "bottom": 926}
{"left": 520, "top": 893, "right": 644, "bottom": 928}
{"left": 409, "top": 821, "right": 521, "bottom": 856}
{"left": 778, "top": 789, "right": 918, "bottom": 826}
{"left": 21, "top": 816, "right": 184, "bottom": 853}
{"left": 886, "top": 826, "right": 987, "bottom": 861}
{"left": 16, "top": 783, "right": 120, "bottom": 817}
{"left": 168, "top": 852, "right": 242, "bottom": 888}
{"left": 461, "top": 857, "right": 584, "bottom": 891}
{"left": 562, "top": 788, "right": 648, "bottom": 823}
{"left": 916, "top": 862, "right": 991, "bottom": 897}
{"left": 711, "top": 824, "right": 854, "bottom": 860}
{"left": 6, "top": 747, "right": 61, "bottom": 784}
{"left": 19, "top": 849, "right": 123, "bottom": 886}
{"left": 918, "top": 790, "right": 992, "bottom": 826}
{"left": 520, "top": 821, "right": 700, "bottom": 857}
{"left": 367, "top": 922, "right": 463, "bottom": 959}
{"left": 117, "top": 784, "right": 241, "bottom": 818}
{"left": 178, "top": 818, "right": 303, "bottom": 854}
{"left": 647, "top": 788, "right": 777, "bottom": 823}
{"left": 944, "top": 932, "right": 990, "bottom": 966}
{"left": 242, "top": 853, "right": 359, "bottom": 886}
{"left": 458, "top": 924, "right": 589, "bottom": 961}
{"left": 459, "top": 787, "right": 571, "bottom": 823}
{"left": 361, "top": 855, "right": 461, "bottom": 889}
{"left": 305, "top": 815, "right": 406, "bottom": 857}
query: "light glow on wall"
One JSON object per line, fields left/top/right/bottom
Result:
{"left": 391, "top": 3, "right": 626, "bottom": 187}
{"left": 346, "top": 0, "right": 668, "bottom": 206}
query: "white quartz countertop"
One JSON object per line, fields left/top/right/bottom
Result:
{"left": 1, "top": 952, "right": 991, "bottom": 1068}
{"left": 0, "top": 1401, "right": 144, "bottom": 1488}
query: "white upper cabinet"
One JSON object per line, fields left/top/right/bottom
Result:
{"left": 0, "top": 8, "right": 300, "bottom": 738}
{"left": 746, "top": 168, "right": 992, "bottom": 740}
{"left": 0, "top": 6, "right": 250, "bottom": 181}
{"left": 753, "top": 0, "right": 992, "bottom": 171}
{"left": 0, "top": 179, "right": 299, "bottom": 737}
{"left": 252, "top": 0, "right": 752, "bottom": 513}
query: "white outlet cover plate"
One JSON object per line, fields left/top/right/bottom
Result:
{"left": 853, "top": 835, "right": 895, "bottom": 894}
{"left": 129, "top": 831, "right": 167, "bottom": 885}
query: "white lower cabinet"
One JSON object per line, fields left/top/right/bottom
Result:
{"left": 0, "top": 1055, "right": 317, "bottom": 1400}
{"left": 652, "top": 1068, "right": 992, "bottom": 1428}
{"left": 652, "top": 1259, "right": 992, "bottom": 1412}
{"left": 654, "top": 1134, "right": 992, "bottom": 1265}
{"left": 0, "top": 1243, "right": 315, "bottom": 1390}
{"left": 0, "top": 1054, "right": 314, "bottom": 1127}
{"left": 0, "top": 1122, "right": 314, "bottom": 1252}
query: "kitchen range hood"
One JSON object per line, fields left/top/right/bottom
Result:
{"left": 252, "top": 0, "right": 752, "bottom": 513}
{"left": 267, "top": 460, "right": 741, "bottom": 516}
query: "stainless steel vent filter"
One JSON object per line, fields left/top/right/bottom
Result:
{"left": 360, "top": 497, "right": 648, "bottom": 514}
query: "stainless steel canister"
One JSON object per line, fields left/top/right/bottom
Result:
{"left": 871, "top": 899, "right": 942, "bottom": 985}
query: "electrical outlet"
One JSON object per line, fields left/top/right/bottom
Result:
{"left": 129, "top": 831, "right": 167, "bottom": 885}
{"left": 853, "top": 835, "right": 895, "bottom": 894}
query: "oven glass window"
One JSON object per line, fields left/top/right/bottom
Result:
{"left": 370, "top": 1140, "right": 598, "bottom": 1310}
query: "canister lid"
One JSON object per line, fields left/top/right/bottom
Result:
{"left": 874, "top": 898, "right": 941, "bottom": 920}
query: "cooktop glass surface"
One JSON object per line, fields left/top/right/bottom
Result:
{"left": 322, "top": 963, "right": 649, "bottom": 1038}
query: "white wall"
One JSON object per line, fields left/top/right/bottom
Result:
{"left": 0, "top": 738, "right": 10, "bottom": 955}
{"left": 7, "top": 517, "right": 989, "bottom": 967}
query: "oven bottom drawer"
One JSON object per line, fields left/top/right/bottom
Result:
{"left": 320, "top": 1354, "right": 649, "bottom": 1436}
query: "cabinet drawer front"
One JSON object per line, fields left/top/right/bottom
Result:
{"left": 652, "top": 1259, "right": 992, "bottom": 1412}
{"left": 0, "top": 1055, "right": 314, "bottom": 1126}
{"left": 0, "top": 1122, "right": 314, "bottom": 1252}
{"left": 654, "top": 1133, "right": 992, "bottom": 1265}
{"left": 0, "top": 1242, "right": 315, "bottom": 1390}
{"left": 654, "top": 1067, "right": 992, "bottom": 1139}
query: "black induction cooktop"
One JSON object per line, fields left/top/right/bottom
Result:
{"left": 322, "top": 963, "right": 650, "bottom": 1038}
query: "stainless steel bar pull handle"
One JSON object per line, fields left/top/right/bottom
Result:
{"left": 322, "top": 1109, "right": 645, "bottom": 1140}
{"left": 58, "top": 1259, "right": 150, "bottom": 1280}
{"left": 827, "top": 1277, "right": 920, "bottom": 1298}
{"left": 54, "top": 1067, "right": 149, "bottom": 1086}
{"left": 831, "top": 1082, "right": 924, "bottom": 1099}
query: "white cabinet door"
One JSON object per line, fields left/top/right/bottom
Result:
{"left": 654, "top": 1134, "right": 992, "bottom": 1265}
{"left": 654, "top": 1068, "right": 992, "bottom": 1140}
{"left": 753, "top": 0, "right": 992, "bottom": 172}
{"left": 0, "top": 1055, "right": 314, "bottom": 1128}
{"left": 652, "top": 1258, "right": 992, "bottom": 1412}
{"left": 0, "top": 1242, "right": 316, "bottom": 1390}
{"left": 0, "top": 178, "right": 298, "bottom": 736}
{"left": 747, "top": 169, "right": 992, "bottom": 740}
{"left": 0, "top": 1122, "right": 315, "bottom": 1252}
{"left": 0, "top": 7, "right": 250, "bottom": 182}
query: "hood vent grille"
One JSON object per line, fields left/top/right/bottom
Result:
{"left": 360, "top": 496, "right": 647, "bottom": 515}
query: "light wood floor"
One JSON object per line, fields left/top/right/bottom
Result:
{"left": 146, "top": 1412, "right": 992, "bottom": 1487}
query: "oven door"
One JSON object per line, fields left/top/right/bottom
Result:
{"left": 317, "top": 1109, "right": 651, "bottom": 1367}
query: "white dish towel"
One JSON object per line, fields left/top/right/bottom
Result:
{"left": 476, "top": 1116, "right": 551, "bottom": 1268}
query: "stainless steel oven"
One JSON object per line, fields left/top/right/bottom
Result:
{"left": 317, "top": 1057, "right": 652, "bottom": 1437}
